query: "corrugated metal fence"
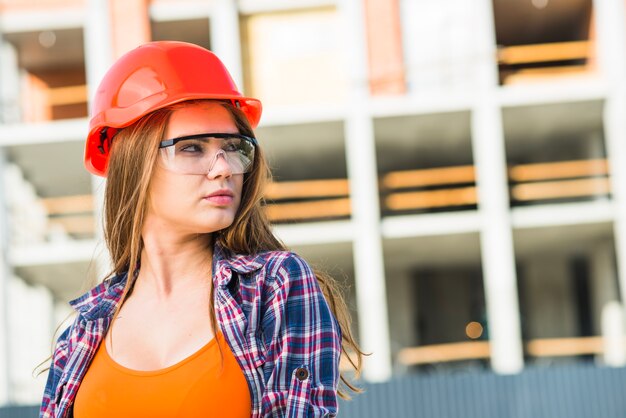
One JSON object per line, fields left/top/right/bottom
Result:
{"left": 2, "top": 363, "right": 626, "bottom": 417}
{"left": 338, "top": 363, "right": 626, "bottom": 418}
{"left": 0, "top": 406, "right": 37, "bottom": 418}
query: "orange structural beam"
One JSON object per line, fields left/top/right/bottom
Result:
{"left": 385, "top": 187, "right": 477, "bottom": 210}
{"left": 508, "top": 159, "right": 608, "bottom": 182}
{"left": 511, "top": 178, "right": 611, "bottom": 201}
{"left": 398, "top": 336, "right": 617, "bottom": 366}
{"left": 382, "top": 165, "right": 476, "bottom": 189}
{"left": 47, "top": 84, "right": 88, "bottom": 106}
{"left": 265, "top": 178, "right": 349, "bottom": 200}
{"left": 48, "top": 214, "right": 96, "bottom": 235}
{"left": 41, "top": 194, "right": 94, "bottom": 214}
{"left": 398, "top": 341, "right": 491, "bottom": 365}
{"left": 265, "top": 198, "right": 351, "bottom": 221}
{"left": 526, "top": 336, "right": 605, "bottom": 357}
{"left": 498, "top": 40, "right": 591, "bottom": 65}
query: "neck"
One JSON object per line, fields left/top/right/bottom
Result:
{"left": 135, "top": 224, "right": 215, "bottom": 301}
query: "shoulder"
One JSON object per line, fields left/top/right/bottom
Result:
{"left": 67, "top": 272, "right": 127, "bottom": 320}
{"left": 251, "top": 251, "right": 325, "bottom": 313}
{"left": 215, "top": 241, "right": 315, "bottom": 295}
{"left": 255, "top": 250, "right": 317, "bottom": 291}
{"left": 54, "top": 321, "right": 73, "bottom": 357}
{"left": 262, "top": 250, "right": 314, "bottom": 281}
{"left": 218, "top": 246, "right": 322, "bottom": 308}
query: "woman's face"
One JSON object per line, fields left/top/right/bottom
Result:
{"left": 146, "top": 102, "right": 244, "bottom": 235}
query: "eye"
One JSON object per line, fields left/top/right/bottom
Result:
{"left": 181, "top": 144, "right": 200, "bottom": 152}
{"left": 223, "top": 143, "right": 238, "bottom": 152}
{"left": 177, "top": 140, "right": 206, "bottom": 154}
{"left": 222, "top": 137, "right": 242, "bottom": 152}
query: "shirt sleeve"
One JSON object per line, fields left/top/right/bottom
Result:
{"left": 39, "top": 323, "right": 72, "bottom": 418}
{"left": 260, "top": 253, "right": 343, "bottom": 418}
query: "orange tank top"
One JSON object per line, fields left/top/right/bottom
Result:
{"left": 74, "top": 329, "right": 252, "bottom": 418}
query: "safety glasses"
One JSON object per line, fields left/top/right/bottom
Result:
{"left": 158, "top": 133, "right": 257, "bottom": 175}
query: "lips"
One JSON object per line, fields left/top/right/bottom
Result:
{"left": 205, "top": 189, "right": 234, "bottom": 198}
{"left": 203, "top": 189, "right": 235, "bottom": 205}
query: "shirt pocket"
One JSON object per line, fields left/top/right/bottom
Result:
{"left": 285, "top": 364, "right": 312, "bottom": 417}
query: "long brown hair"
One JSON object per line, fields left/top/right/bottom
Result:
{"left": 36, "top": 99, "right": 368, "bottom": 400}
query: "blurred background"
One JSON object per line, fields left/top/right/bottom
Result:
{"left": 0, "top": 0, "right": 624, "bottom": 417}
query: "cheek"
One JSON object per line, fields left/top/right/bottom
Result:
{"left": 149, "top": 175, "right": 195, "bottom": 216}
{"left": 234, "top": 176, "right": 244, "bottom": 207}
{"left": 148, "top": 173, "right": 245, "bottom": 224}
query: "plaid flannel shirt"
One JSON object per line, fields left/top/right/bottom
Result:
{"left": 39, "top": 240, "right": 342, "bottom": 417}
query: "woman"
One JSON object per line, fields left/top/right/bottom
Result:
{"left": 38, "top": 41, "right": 365, "bottom": 417}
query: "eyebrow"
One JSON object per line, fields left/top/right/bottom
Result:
{"left": 159, "top": 133, "right": 258, "bottom": 148}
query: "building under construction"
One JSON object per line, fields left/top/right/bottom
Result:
{"left": 0, "top": 0, "right": 625, "bottom": 416}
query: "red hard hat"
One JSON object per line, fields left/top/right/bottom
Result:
{"left": 85, "top": 41, "right": 262, "bottom": 177}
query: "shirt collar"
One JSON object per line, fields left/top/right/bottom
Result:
{"left": 68, "top": 272, "right": 128, "bottom": 321}
{"left": 69, "top": 239, "right": 268, "bottom": 321}
{"left": 213, "top": 242, "right": 267, "bottom": 286}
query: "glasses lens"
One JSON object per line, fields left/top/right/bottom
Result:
{"left": 160, "top": 135, "right": 255, "bottom": 175}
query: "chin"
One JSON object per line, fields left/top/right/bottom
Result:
{"left": 194, "top": 216, "right": 236, "bottom": 234}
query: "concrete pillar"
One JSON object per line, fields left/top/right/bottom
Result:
{"left": 592, "top": 0, "right": 626, "bottom": 329}
{"left": 590, "top": 240, "right": 619, "bottom": 333}
{"left": 0, "top": 42, "right": 20, "bottom": 123}
{"left": 109, "top": 0, "right": 150, "bottom": 59}
{"left": 8, "top": 277, "right": 55, "bottom": 402}
{"left": 472, "top": 0, "right": 524, "bottom": 374}
{"left": 337, "top": 0, "right": 392, "bottom": 382}
{"left": 589, "top": 240, "right": 625, "bottom": 366}
{"left": 84, "top": 0, "right": 114, "bottom": 281}
{"left": 344, "top": 110, "right": 392, "bottom": 382}
{"left": 210, "top": 0, "right": 244, "bottom": 90}
{"left": 362, "top": 0, "right": 406, "bottom": 95}
{"left": 0, "top": 30, "right": 20, "bottom": 406}
{"left": 583, "top": 132, "right": 609, "bottom": 201}
{"left": 0, "top": 149, "right": 11, "bottom": 404}
{"left": 601, "top": 301, "right": 625, "bottom": 366}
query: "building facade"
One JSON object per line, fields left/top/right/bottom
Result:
{"left": 0, "top": 0, "right": 623, "bottom": 409}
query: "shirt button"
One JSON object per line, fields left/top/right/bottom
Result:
{"left": 295, "top": 367, "right": 309, "bottom": 381}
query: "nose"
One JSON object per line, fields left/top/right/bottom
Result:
{"left": 206, "top": 149, "right": 233, "bottom": 179}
